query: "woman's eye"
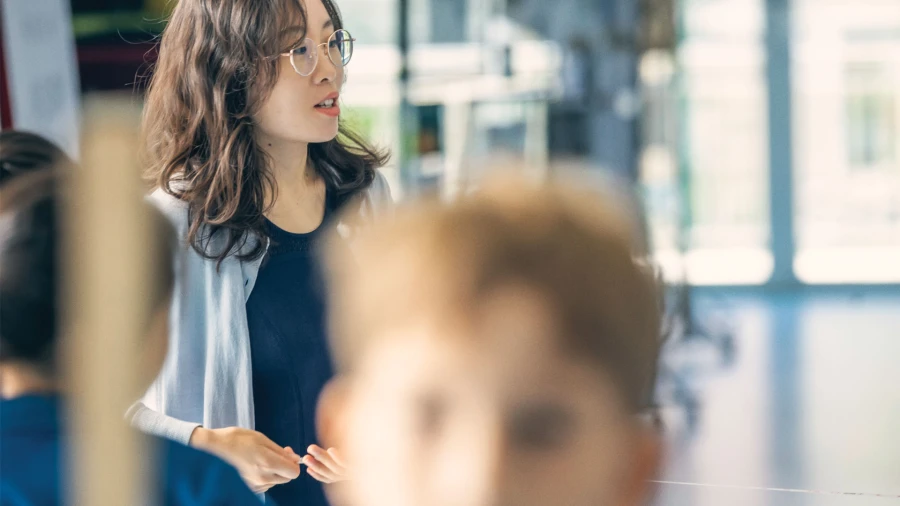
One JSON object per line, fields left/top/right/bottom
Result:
{"left": 294, "top": 47, "right": 308, "bottom": 56}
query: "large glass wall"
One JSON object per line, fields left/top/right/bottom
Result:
{"left": 644, "top": 0, "right": 772, "bottom": 285}
{"left": 792, "top": 0, "right": 900, "bottom": 283}
{"left": 60, "top": 0, "right": 900, "bottom": 285}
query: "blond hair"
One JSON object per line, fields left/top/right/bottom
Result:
{"left": 325, "top": 175, "right": 661, "bottom": 411}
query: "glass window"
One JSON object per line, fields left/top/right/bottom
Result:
{"left": 644, "top": 0, "right": 772, "bottom": 285}
{"left": 844, "top": 63, "right": 896, "bottom": 169}
{"left": 792, "top": 0, "right": 900, "bottom": 283}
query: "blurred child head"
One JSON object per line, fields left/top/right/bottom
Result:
{"left": 320, "top": 176, "right": 663, "bottom": 506}
{"left": 0, "top": 135, "right": 176, "bottom": 399}
{"left": 0, "top": 130, "right": 74, "bottom": 185}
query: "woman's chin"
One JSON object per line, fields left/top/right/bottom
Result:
{"left": 310, "top": 130, "right": 340, "bottom": 144}
{"left": 297, "top": 121, "right": 339, "bottom": 144}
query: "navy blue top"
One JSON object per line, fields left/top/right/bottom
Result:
{"left": 247, "top": 192, "right": 337, "bottom": 506}
{"left": 0, "top": 394, "right": 261, "bottom": 506}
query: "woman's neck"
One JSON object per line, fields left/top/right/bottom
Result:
{"left": 260, "top": 136, "right": 314, "bottom": 190}
{"left": 258, "top": 135, "right": 327, "bottom": 233}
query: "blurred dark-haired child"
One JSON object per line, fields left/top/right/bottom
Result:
{"left": 0, "top": 131, "right": 263, "bottom": 505}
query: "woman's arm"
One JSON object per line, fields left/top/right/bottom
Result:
{"left": 135, "top": 191, "right": 201, "bottom": 446}
{"left": 142, "top": 188, "right": 302, "bottom": 491}
{"left": 129, "top": 401, "right": 302, "bottom": 493}
{"left": 127, "top": 401, "right": 200, "bottom": 445}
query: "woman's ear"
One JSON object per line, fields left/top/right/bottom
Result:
{"left": 316, "top": 376, "right": 352, "bottom": 450}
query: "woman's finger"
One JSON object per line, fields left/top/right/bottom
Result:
{"left": 307, "top": 467, "right": 332, "bottom": 484}
{"left": 283, "top": 446, "right": 302, "bottom": 463}
{"left": 264, "top": 472, "right": 292, "bottom": 486}
{"left": 263, "top": 447, "right": 301, "bottom": 479}
{"left": 307, "top": 445, "right": 343, "bottom": 475}
{"left": 307, "top": 444, "right": 326, "bottom": 458}
{"left": 243, "top": 474, "right": 281, "bottom": 493}
{"left": 258, "top": 434, "right": 288, "bottom": 455}
{"left": 243, "top": 472, "right": 287, "bottom": 492}
{"left": 303, "top": 455, "right": 336, "bottom": 481}
{"left": 326, "top": 447, "right": 347, "bottom": 469}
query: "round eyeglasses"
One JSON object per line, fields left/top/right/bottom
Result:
{"left": 278, "top": 29, "right": 355, "bottom": 77}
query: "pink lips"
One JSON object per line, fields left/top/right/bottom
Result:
{"left": 315, "top": 104, "right": 340, "bottom": 117}
{"left": 314, "top": 92, "right": 340, "bottom": 117}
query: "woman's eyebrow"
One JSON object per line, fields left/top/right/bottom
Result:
{"left": 280, "top": 25, "right": 306, "bottom": 37}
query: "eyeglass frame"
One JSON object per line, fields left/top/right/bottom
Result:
{"left": 269, "top": 29, "right": 356, "bottom": 77}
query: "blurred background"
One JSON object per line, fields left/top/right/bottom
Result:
{"left": 2, "top": 0, "right": 899, "bottom": 504}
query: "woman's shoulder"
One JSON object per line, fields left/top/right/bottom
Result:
{"left": 368, "top": 170, "right": 392, "bottom": 199}
{"left": 147, "top": 188, "right": 190, "bottom": 238}
{"left": 361, "top": 170, "right": 394, "bottom": 218}
{"left": 148, "top": 187, "right": 263, "bottom": 264}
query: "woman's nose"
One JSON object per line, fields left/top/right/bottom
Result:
{"left": 311, "top": 44, "right": 338, "bottom": 84}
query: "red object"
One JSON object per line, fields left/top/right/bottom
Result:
{"left": 0, "top": 7, "right": 14, "bottom": 129}
{"left": 76, "top": 41, "right": 158, "bottom": 93}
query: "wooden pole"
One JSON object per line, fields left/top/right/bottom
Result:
{"left": 62, "top": 94, "right": 150, "bottom": 505}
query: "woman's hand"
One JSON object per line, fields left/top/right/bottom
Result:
{"left": 190, "top": 427, "right": 302, "bottom": 493}
{"left": 303, "top": 445, "right": 350, "bottom": 484}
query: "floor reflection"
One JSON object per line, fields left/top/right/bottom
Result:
{"left": 654, "top": 289, "right": 900, "bottom": 505}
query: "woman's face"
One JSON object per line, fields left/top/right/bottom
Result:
{"left": 254, "top": 0, "right": 345, "bottom": 145}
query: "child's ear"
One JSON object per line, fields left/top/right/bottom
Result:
{"left": 316, "top": 377, "right": 352, "bottom": 450}
{"left": 622, "top": 425, "right": 663, "bottom": 506}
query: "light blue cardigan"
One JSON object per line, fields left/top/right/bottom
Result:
{"left": 128, "top": 172, "right": 393, "bottom": 445}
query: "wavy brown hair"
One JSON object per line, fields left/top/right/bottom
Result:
{"left": 141, "top": 0, "right": 389, "bottom": 264}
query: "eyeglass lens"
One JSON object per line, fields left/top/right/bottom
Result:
{"left": 289, "top": 29, "right": 354, "bottom": 76}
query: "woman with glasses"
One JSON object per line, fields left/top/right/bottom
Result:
{"left": 132, "top": 0, "right": 391, "bottom": 503}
